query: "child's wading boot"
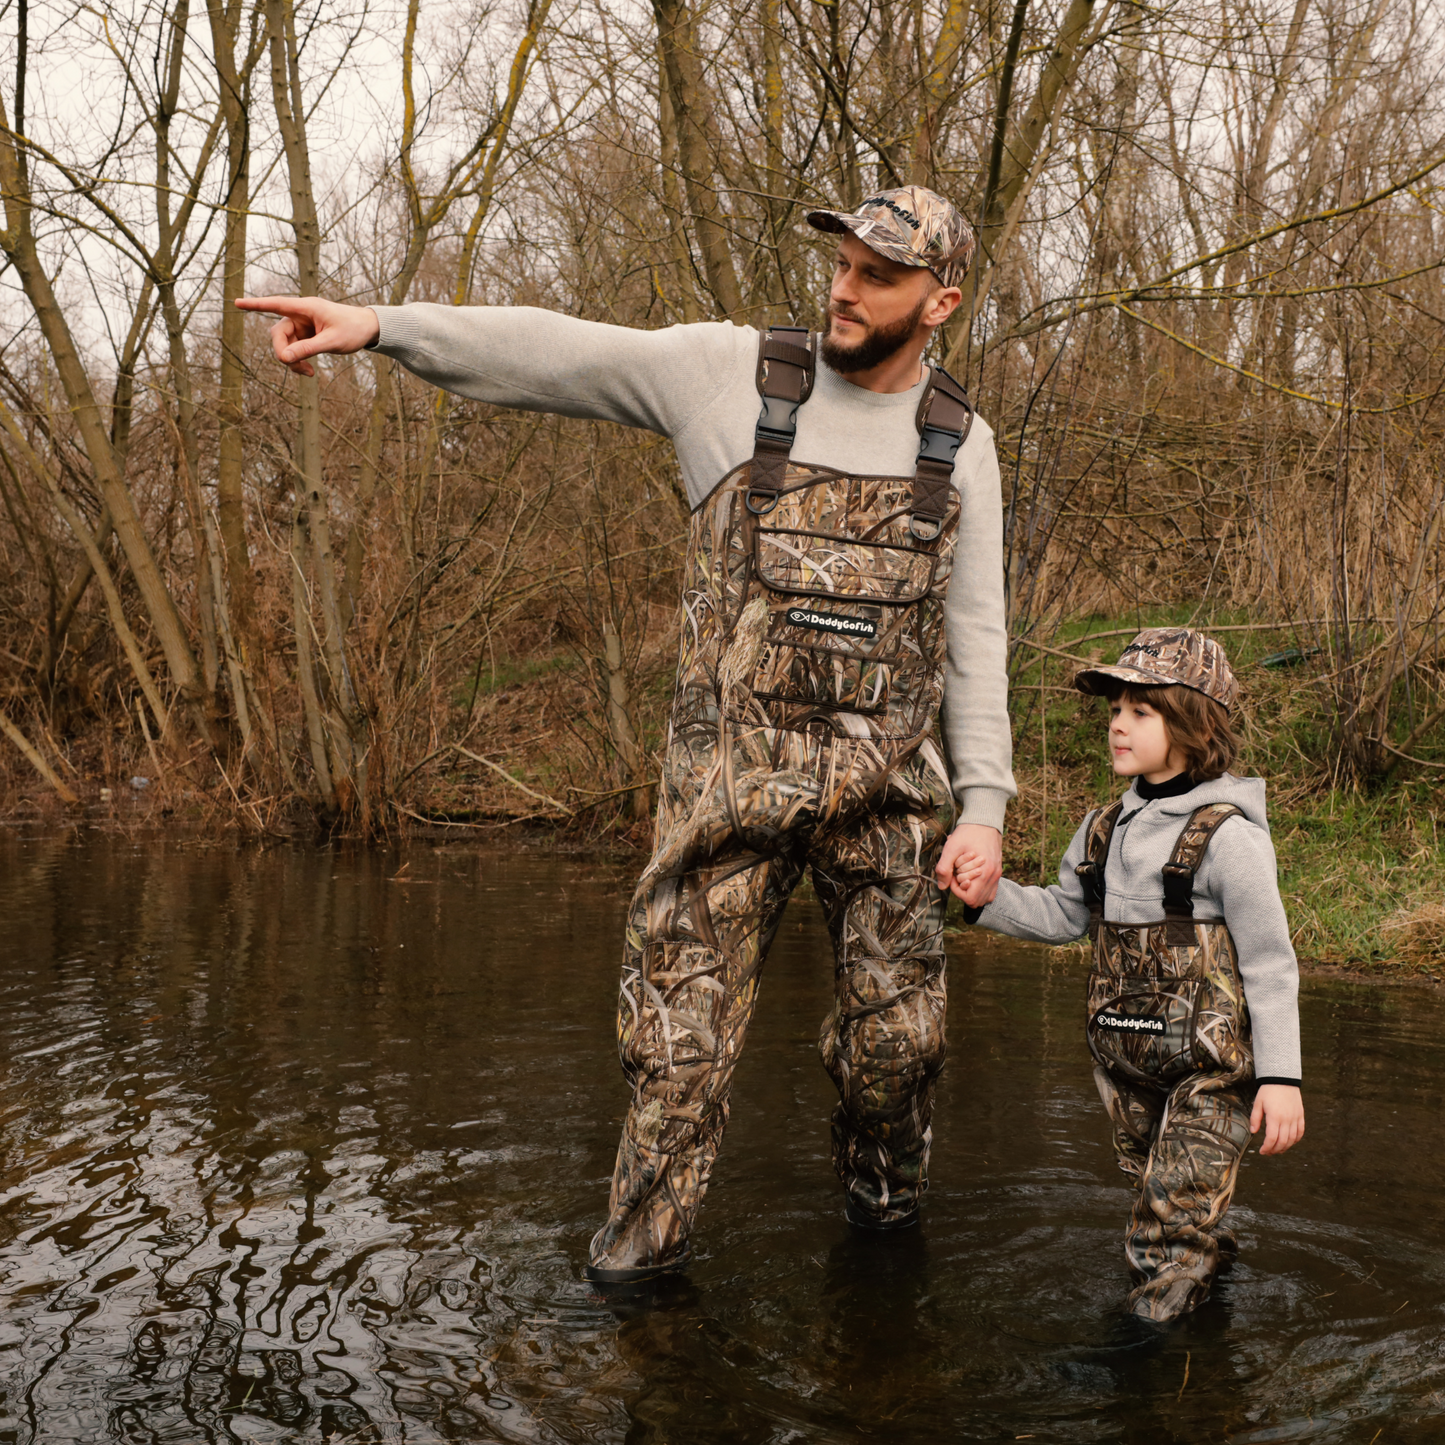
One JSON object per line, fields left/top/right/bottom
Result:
{"left": 1077, "top": 801, "right": 1256, "bottom": 1322}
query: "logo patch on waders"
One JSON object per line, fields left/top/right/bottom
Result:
{"left": 785, "top": 607, "right": 878, "bottom": 640}
{"left": 1093, "top": 1009, "right": 1167, "bottom": 1035}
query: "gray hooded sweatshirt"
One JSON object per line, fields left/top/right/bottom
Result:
{"left": 973, "top": 774, "right": 1301, "bottom": 1082}
{"left": 368, "top": 305, "right": 1015, "bottom": 831}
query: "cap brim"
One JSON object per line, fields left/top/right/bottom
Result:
{"left": 1073, "top": 663, "right": 1182, "bottom": 696}
{"left": 804, "top": 209, "right": 933, "bottom": 270}
{"left": 805, "top": 208, "right": 856, "bottom": 235}
{"left": 1074, "top": 664, "right": 1231, "bottom": 710}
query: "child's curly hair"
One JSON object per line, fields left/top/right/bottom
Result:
{"left": 1104, "top": 680, "right": 1239, "bottom": 782}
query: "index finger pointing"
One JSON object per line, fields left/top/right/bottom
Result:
{"left": 235, "top": 295, "right": 312, "bottom": 317}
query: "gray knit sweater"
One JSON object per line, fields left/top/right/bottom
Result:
{"left": 368, "top": 305, "right": 1016, "bottom": 831}
{"left": 973, "top": 774, "right": 1301, "bottom": 1081}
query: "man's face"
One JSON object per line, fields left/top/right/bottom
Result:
{"left": 821, "top": 232, "right": 938, "bottom": 374}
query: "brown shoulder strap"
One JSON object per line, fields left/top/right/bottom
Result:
{"left": 747, "top": 326, "right": 815, "bottom": 515}
{"left": 1161, "top": 802, "right": 1243, "bottom": 918}
{"left": 1074, "top": 800, "right": 1124, "bottom": 924}
{"left": 909, "top": 365, "right": 974, "bottom": 542}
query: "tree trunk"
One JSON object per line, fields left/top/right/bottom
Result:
{"left": 208, "top": 0, "right": 257, "bottom": 637}
{"left": 653, "top": 0, "right": 744, "bottom": 318}
{"left": 265, "top": 0, "right": 357, "bottom": 801}
{"left": 0, "top": 99, "right": 205, "bottom": 734}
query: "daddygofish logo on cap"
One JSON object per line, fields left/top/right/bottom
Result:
{"left": 806, "top": 186, "right": 976, "bottom": 291}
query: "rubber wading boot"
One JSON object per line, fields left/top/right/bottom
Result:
{"left": 583, "top": 1246, "right": 693, "bottom": 1286}
{"left": 844, "top": 1199, "right": 921, "bottom": 1231}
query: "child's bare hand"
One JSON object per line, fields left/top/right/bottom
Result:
{"left": 1250, "top": 1084, "right": 1305, "bottom": 1155}
{"left": 934, "top": 823, "right": 1002, "bottom": 906}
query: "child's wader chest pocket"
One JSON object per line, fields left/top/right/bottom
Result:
{"left": 1077, "top": 801, "right": 1253, "bottom": 1087}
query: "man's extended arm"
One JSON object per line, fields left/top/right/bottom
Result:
{"left": 237, "top": 296, "right": 749, "bottom": 453}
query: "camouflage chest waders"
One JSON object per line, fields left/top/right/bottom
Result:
{"left": 1078, "top": 800, "right": 1256, "bottom": 1320}
{"left": 587, "top": 329, "right": 975, "bottom": 1280}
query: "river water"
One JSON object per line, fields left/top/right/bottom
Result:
{"left": 0, "top": 834, "right": 1441, "bottom": 1444}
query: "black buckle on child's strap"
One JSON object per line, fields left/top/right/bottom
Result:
{"left": 1161, "top": 862, "right": 1196, "bottom": 917}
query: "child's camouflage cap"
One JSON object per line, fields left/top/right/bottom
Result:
{"left": 1074, "top": 627, "right": 1239, "bottom": 712}
{"left": 806, "top": 187, "right": 976, "bottom": 290}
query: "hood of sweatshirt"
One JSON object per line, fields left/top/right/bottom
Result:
{"left": 1124, "top": 773, "right": 1270, "bottom": 833}
{"left": 1095, "top": 771, "right": 1275, "bottom": 926}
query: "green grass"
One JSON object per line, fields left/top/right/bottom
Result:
{"left": 1004, "top": 610, "right": 1445, "bottom": 973}
{"left": 453, "top": 654, "right": 570, "bottom": 710}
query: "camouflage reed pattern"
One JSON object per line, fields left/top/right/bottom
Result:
{"left": 588, "top": 455, "right": 961, "bottom": 1276}
{"left": 1080, "top": 800, "right": 1256, "bottom": 1321}
{"left": 1074, "top": 625, "right": 1240, "bottom": 712}
{"left": 806, "top": 186, "right": 978, "bottom": 290}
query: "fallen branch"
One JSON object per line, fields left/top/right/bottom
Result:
{"left": 0, "top": 709, "right": 79, "bottom": 804}
{"left": 567, "top": 778, "right": 659, "bottom": 804}
{"left": 1370, "top": 737, "right": 1445, "bottom": 770}
{"left": 452, "top": 744, "right": 575, "bottom": 816}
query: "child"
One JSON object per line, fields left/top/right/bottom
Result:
{"left": 948, "top": 627, "right": 1304, "bottom": 1321}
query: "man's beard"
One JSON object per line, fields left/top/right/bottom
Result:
{"left": 819, "top": 294, "right": 928, "bottom": 374}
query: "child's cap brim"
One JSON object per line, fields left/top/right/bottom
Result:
{"left": 1074, "top": 663, "right": 1231, "bottom": 710}
{"left": 1075, "top": 663, "right": 1180, "bottom": 695}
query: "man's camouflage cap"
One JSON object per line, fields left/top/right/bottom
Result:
{"left": 1074, "top": 627, "right": 1239, "bottom": 712}
{"left": 806, "top": 186, "right": 976, "bottom": 290}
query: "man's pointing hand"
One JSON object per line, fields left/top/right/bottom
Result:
{"left": 234, "top": 295, "right": 380, "bottom": 377}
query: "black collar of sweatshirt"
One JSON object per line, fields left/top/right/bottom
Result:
{"left": 1133, "top": 772, "right": 1198, "bottom": 801}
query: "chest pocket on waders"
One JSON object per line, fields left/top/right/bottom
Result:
{"left": 1076, "top": 800, "right": 1254, "bottom": 1087}
{"left": 721, "top": 327, "right": 972, "bottom": 739}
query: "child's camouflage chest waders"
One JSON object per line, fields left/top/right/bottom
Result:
{"left": 1077, "top": 799, "right": 1258, "bottom": 1321}
{"left": 588, "top": 329, "right": 978, "bottom": 1280}
{"left": 1076, "top": 800, "right": 1253, "bottom": 1086}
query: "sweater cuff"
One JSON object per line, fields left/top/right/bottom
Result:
{"left": 960, "top": 903, "right": 985, "bottom": 925}
{"left": 1253, "top": 1076, "right": 1302, "bottom": 1089}
{"left": 954, "top": 786, "right": 1010, "bottom": 833}
{"left": 367, "top": 303, "right": 425, "bottom": 354}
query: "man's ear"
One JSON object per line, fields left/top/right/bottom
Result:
{"left": 923, "top": 285, "right": 963, "bottom": 329}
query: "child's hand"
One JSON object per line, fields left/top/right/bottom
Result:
{"left": 1250, "top": 1084, "right": 1305, "bottom": 1155}
{"left": 934, "top": 824, "right": 1002, "bottom": 906}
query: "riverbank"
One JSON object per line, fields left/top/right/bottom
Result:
{"left": 2, "top": 610, "right": 1440, "bottom": 976}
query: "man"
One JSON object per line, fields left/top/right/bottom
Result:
{"left": 241, "top": 185, "right": 1014, "bottom": 1282}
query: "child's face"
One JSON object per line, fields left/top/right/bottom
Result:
{"left": 1108, "top": 696, "right": 1185, "bottom": 781}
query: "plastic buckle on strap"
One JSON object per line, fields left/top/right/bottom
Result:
{"left": 917, "top": 423, "right": 963, "bottom": 468}
{"left": 1161, "top": 862, "right": 1195, "bottom": 913}
{"left": 756, "top": 394, "right": 800, "bottom": 440}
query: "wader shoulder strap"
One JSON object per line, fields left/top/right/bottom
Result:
{"left": 747, "top": 326, "right": 815, "bottom": 514}
{"left": 1075, "top": 800, "right": 1124, "bottom": 925}
{"left": 909, "top": 365, "right": 974, "bottom": 543}
{"left": 1161, "top": 802, "right": 1243, "bottom": 918}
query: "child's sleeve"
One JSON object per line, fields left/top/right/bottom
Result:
{"left": 1205, "top": 818, "right": 1302, "bottom": 1085}
{"left": 964, "top": 814, "right": 1094, "bottom": 945}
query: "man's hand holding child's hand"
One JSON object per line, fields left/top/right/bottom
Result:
{"left": 935, "top": 824, "right": 1002, "bottom": 907}
{"left": 1251, "top": 1084, "right": 1305, "bottom": 1155}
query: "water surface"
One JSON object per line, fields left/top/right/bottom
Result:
{"left": 0, "top": 834, "right": 1441, "bottom": 1443}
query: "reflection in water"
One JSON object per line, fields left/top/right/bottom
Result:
{"left": 0, "top": 834, "right": 1442, "bottom": 1443}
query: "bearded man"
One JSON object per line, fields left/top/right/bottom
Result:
{"left": 242, "top": 187, "right": 1015, "bottom": 1282}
